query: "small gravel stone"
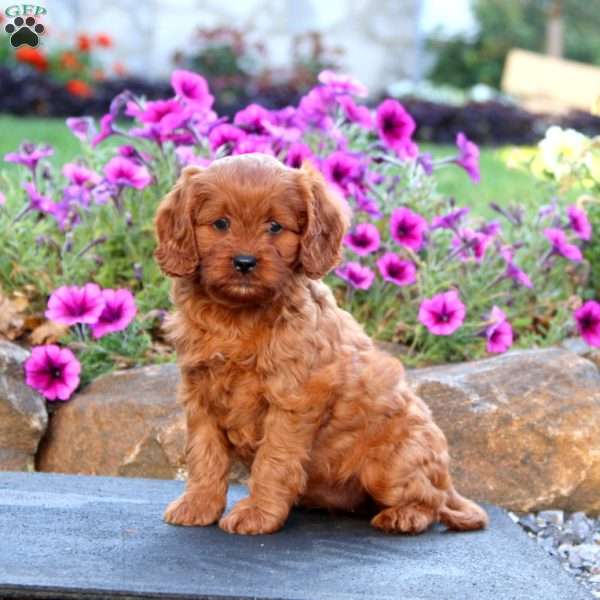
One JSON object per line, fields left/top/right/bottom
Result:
{"left": 517, "top": 509, "right": 600, "bottom": 594}
{"left": 538, "top": 510, "right": 564, "bottom": 527}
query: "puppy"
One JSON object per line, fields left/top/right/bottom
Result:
{"left": 154, "top": 153, "right": 488, "bottom": 535}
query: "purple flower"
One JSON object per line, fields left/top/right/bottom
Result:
{"left": 171, "top": 70, "right": 214, "bottom": 110}
{"left": 0, "top": 191, "right": 5, "bottom": 206}
{"left": 5, "top": 142, "right": 53, "bottom": 171}
{"left": 544, "top": 228, "right": 582, "bottom": 262}
{"left": 322, "top": 151, "right": 363, "bottom": 197}
{"left": 92, "top": 114, "right": 115, "bottom": 147}
{"left": 417, "top": 153, "right": 434, "bottom": 175}
{"left": 233, "top": 135, "right": 274, "bottom": 156}
{"left": 175, "top": 146, "right": 212, "bottom": 167}
{"left": 90, "top": 288, "right": 137, "bottom": 339}
{"left": 234, "top": 103, "right": 272, "bottom": 134}
{"left": 66, "top": 117, "right": 96, "bottom": 143}
{"left": 344, "top": 223, "right": 381, "bottom": 256}
{"left": 390, "top": 207, "right": 427, "bottom": 251}
{"left": 23, "top": 183, "right": 55, "bottom": 214}
{"left": 208, "top": 124, "right": 247, "bottom": 153}
{"left": 455, "top": 133, "right": 480, "bottom": 183}
{"left": 45, "top": 283, "right": 106, "bottom": 326}
{"left": 285, "top": 142, "right": 313, "bottom": 168}
{"left": 377, "top": 253, "right": 416, "bottom": 286}
{"left": 24, "top": 345, "right": 81, "bottom": 401}
{"left": 567, "top": 205, "right": 592, "bottom": 241}
{"left": 575, "top": 300, "right": 600, "bottom": 347}
{"left": 318, "top": 70, "right": 368, "bottom": 98}
{"left": 431, "top": 207, "right": 470, "bottom": 230}
{"left": 336, "top": 95, "right": 373, "bottom": 129}
{"left": 452, "top": 228, "right": 491, "bottom": 263}
{"left": 485, "top": 306, "right": 513, "bottom": 353}
{"left": 62, "top": 163, "right": 101, "bottom": 187}
{"left": 104, "top": 156, "right": 152, "bottom": 190}
{"left": 418, "top": 290, "right": 466, "bottom": 336}
{"left": 375, "top": 99, "right": 416, "bottom": 158}
{"left": 298, "top": 86, "right": 335, "bottom": 129}
{"left": 500, "top": 247, "right": 533, "bottom": 288}
{"left": 335, "top": 262, "right": 375, "bottom": 290}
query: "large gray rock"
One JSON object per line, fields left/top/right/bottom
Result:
{"left": 37, "top": 347, "right": 600, "bottom": 513}
{"left": 37, "top": 363, "right": 186, "bottom": 479}
{"left": 0, "top": 341, "right": 47, "bottom": 471}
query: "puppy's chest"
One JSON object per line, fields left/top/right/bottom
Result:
{"left": 199, "top": 346, "right": 269, "bottom": 460}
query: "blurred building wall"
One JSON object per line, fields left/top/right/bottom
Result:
{"left": 41, "top": 0, "right": 424, "bottom": 95}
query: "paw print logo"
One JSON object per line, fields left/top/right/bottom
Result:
{"left": 4, "top": 16, "right": 45, "bottom": 48}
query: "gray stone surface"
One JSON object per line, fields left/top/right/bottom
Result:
{"left": 0, "top": 472, "right": 591, "bottom": 600}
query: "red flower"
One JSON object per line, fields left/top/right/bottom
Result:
{"left": 77, "top": 34, "right": 92, "bottom": 52}
{"left": 15, "top": 47, "right": 48, "bottom": 71}
{"left": 113, "top": 61, "right": 126, "bottom": 76}
{"left": 60, "top": 51, "right": 81, "bottom": 70}
{"left": 66, "top": 79, "right": 93, "bottom": 98}
{"left": 95, "top": 33, "right": 112, "bottom": 47}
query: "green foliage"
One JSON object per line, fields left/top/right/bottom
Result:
{"left": 428, "top": 0, "right": 600, "bottom": 89}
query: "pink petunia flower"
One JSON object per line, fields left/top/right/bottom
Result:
{"left": 298, "top": 86, "right": 335, "bottom": 129}
{"left": 318, "top": 70, "right": 368, "bottom": 97}
{"left": 5, "top": 142, "right": 53, "bottom": 171}
{"left": 344, "top": 223, "right": 381, "bottom": 256}
{"left": 171, "top": 70, "right": 214, "bottom": 111}
{"left": 0, "top": 191, "right": 5, "bottom": 206}
{"left": 208, "top": 124, "right": 247, "bottom": 153}
{"left": 500, "top": 247, "right": 533, "bottom": 288}
{"left": 431, "top": 207, "right": 470, "bottom": 230}
{"left": 335, "top": 262, "right": 375, "bottom": 290}
{"left": 418, "top": 290, "right": 466, "bottom": 336}
{"left": 24, "top": 344, "right": 81, "bottom": 401}
{"left": 62, "top": 163, "right": 101, "bottom": 187}
{"left": 66, "top": 117, "right": 96, "bottom": 143}
{"left": 375, "top": 99, "right": 417, "bottom": 158}
{"left": 485, "top": 306, "right": 513, "bottom": 353}
{"left": 104, "top": 156, "right": 152, "bottom": 190}
{"left": 377, "top": 253, "right": 416, "bottom": 287}
{"left": 336, "top": 95, "right": 373, "bottom": 129}
{"left": 45, "top": 283, "right": 106, "bottom": 326}
{"left": 322, "top": 151, "right": 364, "bottom": 197}
{"left": 567, "top": 205, "right": 592, "bottom": 241}
{"left": 285, "top": 142, "right": 313, "bottom": 169}
{"left": 234, "top": 103, "right": 272, "bottom": 134}
{"left": 452, "top": 228, "right": 492, "bottom": 263}
{"left": 455, "top": 132, "right": 480, "bottom": 183}
{"left": 574, "top": 300, "right": 600, "bottom": 347}
{"left": 544, "top": 228, "right": 582, "bottom": 262}
{"left": 390, "top": 207, "right": 427, "bottom": 251}
{"left": 91, "top": 114, "right": 115, "bottom": 147}
{"left": 23, "top": 183, "right": 56, "bottom": 214}
{"left": 90, "top": 288, "right": 137, "bottom": 339}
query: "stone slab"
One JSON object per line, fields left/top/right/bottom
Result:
{"left": 0, "top": 473, "right": 591, "bottom": 600}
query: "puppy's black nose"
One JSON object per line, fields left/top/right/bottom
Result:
{"left": 233, "top": 255, "right": 257, "bottom": 274}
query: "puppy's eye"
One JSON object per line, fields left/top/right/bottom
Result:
{"left": 213, "top": 218, "right": 230, "bottom": 231}
{"left": 269, "top": 221, "right": 283, "bottom": 234}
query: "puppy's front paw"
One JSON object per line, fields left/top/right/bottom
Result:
{"left": 163, "top": 493, "right": 225, "bottom": 527}
{"left": 219, "top": 498, "right": 284, "bottom": 535}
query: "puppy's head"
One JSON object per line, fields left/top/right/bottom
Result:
{"left": 154, "top": 154, "right": 349, "bottom": 305}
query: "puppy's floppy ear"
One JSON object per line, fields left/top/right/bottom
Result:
{"left": 299, "top": 161, "right": 351, "bottom": 280}
{"left": 154, "top": 165, "right": 203, "bottom": 278}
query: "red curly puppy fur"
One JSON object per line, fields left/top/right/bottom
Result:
{"left": 154, "top": 154, "right": 488, "bottom": 535}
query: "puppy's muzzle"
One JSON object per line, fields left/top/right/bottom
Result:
{"left": 233, "top": 255, "right": 257, "bottom": 274}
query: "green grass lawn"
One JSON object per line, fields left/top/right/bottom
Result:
{"left": 0, "top": 116, "right": 541, "bottom": 216}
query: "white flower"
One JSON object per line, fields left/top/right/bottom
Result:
{"left": 539, "top": 126, "right": 590, "bottom": 179}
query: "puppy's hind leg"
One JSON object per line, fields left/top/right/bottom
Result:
{"left": 359, "top": 398, "right": 453, "bottom": 535}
